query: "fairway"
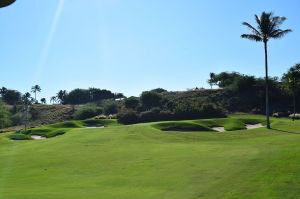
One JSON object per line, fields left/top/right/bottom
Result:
{"left": 1, "top": 116, "right": 300, "bottom": 199}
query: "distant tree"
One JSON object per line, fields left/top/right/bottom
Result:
{"left": 140, "top": 91, "right": 163, "bottom": 110}
{"left": 0, "top": 87, "right": 7, "bottom": 96}
{"left": 57, "top": 90, "right": 67, "bottom": 104}
{"left": 208, "top": 72, "right": 216, "bottom": 89}
{"left": 114, "top": 93, "right": 125, "bottom": 99}
{"left": 0, "top": 100, "right": 11, "bottom": 129}
{"left": 21, "top": 92, "right": 33, "bottom": 131}
{"left": 89, "top": 88, "right": 115, "bottom": 102}
{"left": 104, "top": 102, "right": 118, "bottom": 115}
{"left": 1, "top": 89, "right": 21, "bottom": 105}
{"left": 31, "top": 85, "right": 41, "bottom": 103}
{"left": 66, "top": 89, "right": 91, "bottom": 104}
{"left": 41, "top": 98, "right": 47, "bottom": 104}
{"left": 124, "top": 97, "right": 140, "bottom": 110}
{"left": 241, "top": 12, "right": 292, "bottom": 129}
{"left": 150, "top": 88, "right": 167, "bottom": 93}
{"left": 50, "top": 96, "right": 57, "bottom": 104}
{"left": 282, "top": 64, "right": 300, "bottom": 120}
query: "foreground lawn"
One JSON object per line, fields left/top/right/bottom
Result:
{"left": 1, "top": 115, "right": 300, "bottom": 199}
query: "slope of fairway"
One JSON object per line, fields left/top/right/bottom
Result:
{"left": 1, "top": 116, "right": 300, "bottom": 199}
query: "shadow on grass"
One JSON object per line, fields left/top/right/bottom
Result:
{"left": 271, "top": 128, "right": 300, "bottom": 135}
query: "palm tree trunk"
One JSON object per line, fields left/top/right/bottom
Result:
{"left": 293, "top": 80, "right": 296, "bottom": 121}
{"left": 264, "top": 41, "right": 271, "bottom": 129}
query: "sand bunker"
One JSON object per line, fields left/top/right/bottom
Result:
{"left": 85, "top": 126, "right": 105, "bottom": 129}
{"left": 31, "top": 135, "right": 46, "bottom": 140}
{"left": 246, "top": 123, "right": 263, "bottom": 129}
{"left": 211, "top": 127, "right": 225, "bottom": 132}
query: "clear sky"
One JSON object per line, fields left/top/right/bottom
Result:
{"left": 0, "top": 0, "right": 299, "bottom": 100}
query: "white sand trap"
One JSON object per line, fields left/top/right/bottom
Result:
{"left": 86, "top": 126, "right": 105, "bottom": 129}
{"left": 211, "top": 127, "right": 225, "bottom": 132}
{"left": 31, "top": 135, "right": 46, "bottom": 140}
{"left": 246, "top": 123, "right": 263, "bottom": 130}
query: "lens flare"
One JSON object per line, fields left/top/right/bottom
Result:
{"left": 33, "top": 0, "right": 65, "bottom": 84}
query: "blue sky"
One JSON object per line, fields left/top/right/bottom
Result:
{"left": 0, "top": 0, "right": 299, "bottom": 100}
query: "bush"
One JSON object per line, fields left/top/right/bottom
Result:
{"left": 74, "top": 104, "right": 102, "bottom": 120}
{"left": 124, "top": 97, "right": 140, "bottom": 110}
{"left": 174, "top": 101, "right": 225, "bottom": 120}
{"left": 117, "top": 110, "right": 139, "bottom": 124}
{"left": 0, "top": 100, "right": 11, "bottom": 128}
{"left": 103, "top": 102, "right": 118, "bottom": 115}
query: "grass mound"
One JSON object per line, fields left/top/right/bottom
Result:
{"left": 8, "top": 119, "right": 120, "bottom": 140}
{"left": 153, "top": 122, "right": 212, "bottom": 132}
{"left": 9, "top": 133, "right": 32, "bottom": 140}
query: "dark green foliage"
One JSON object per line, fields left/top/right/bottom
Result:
{"left": 74, "top": 104, "right": 102, "bottom": 120}
{"left": 174, "top": 100, "right": 225, "bottom": 120}
{"left": 0, "top": 88, "right": 21, "bottom": 105}
{"left": 0, "top": 100, "right": 11, "bottom": 128}
{"left": 124, "top": 97, "right": 140, "bottom": 110}
{"left": 103, "top": 102, "right": 118, "bottom": 115}
{"left": 117, "top": 110, "right": 139, "bottom": 124}
{"left": 140, "top": 91, "right": 163, "bottom": 109}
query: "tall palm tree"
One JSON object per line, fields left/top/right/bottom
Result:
{"left": 208, "top": 72, "right": 216, "bottom": 89}
{"left": 241, "top": 12, "right": 292, "bottom": 129}
{"left": 57, "top": 90, "right": 67, "bottom": 104}
{"left": 31, "top": 85, "right": 41, "bottom": 103}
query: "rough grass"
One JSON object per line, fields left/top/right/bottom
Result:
{"left": 1, "top": 115, "right": 300, "bottom": 198}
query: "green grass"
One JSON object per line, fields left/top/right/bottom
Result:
{"left": 153, "top": 121, "right": 213, "bottom": 132}
{"left": 1, "top": 115, "right": 300, "bottom": 198}
{"left": 8, "top": 119, "right": 119, "bottom": 139}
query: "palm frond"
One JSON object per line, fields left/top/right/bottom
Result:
{"left": 241, "top": 34, "right": 262, "bottom": 42}
{"left": 272, "top": 29, "right": 292, "bottom": 39}
{"left": 242, "top": 22, "right": 261, "bottom": 36}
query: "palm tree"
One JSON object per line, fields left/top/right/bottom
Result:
{"left": 282, "top": 64, "right": 300, "bottom": 121}
{"left": 208, "top": 72, "right": 216, "bottom": 89}
{"left": 241, "top": 12, "right": 292, "bottom": 129}
{"left": 57, "top": 90, "right": 67, "bottom": 104}
{"left": 31, "top": 85, "right": 41, "bottom": 103}
{"left": 50, "top": 96, "right": 57, "bottom": 104}
{"left": 22, "top": 92, "right": 32, "bottom": 131}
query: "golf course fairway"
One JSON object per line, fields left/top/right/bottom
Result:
{"left": 1, "top": 115, "right": 300, "bottom": 199}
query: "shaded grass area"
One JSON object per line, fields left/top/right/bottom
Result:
{"left": 0, "top": 115, "right": 300, "bottom": 198}
{"left": 153, "top": 121, "right": 212, "bottom": 132}
{"left": 9, "top": 119, "right": 119, "bottom": 140}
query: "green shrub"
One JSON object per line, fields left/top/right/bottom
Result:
{"left": 0, "top": 100, "right": 11, "bottom": 128}
{"left": 74, "top": 104, "right": 102, "bottom": 120}
{"left": 117, "top": 110, "right": 139, "bottom": 124}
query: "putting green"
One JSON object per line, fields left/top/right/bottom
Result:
{"left": 1, "top": 115, "right": 300, "bottom": 199}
